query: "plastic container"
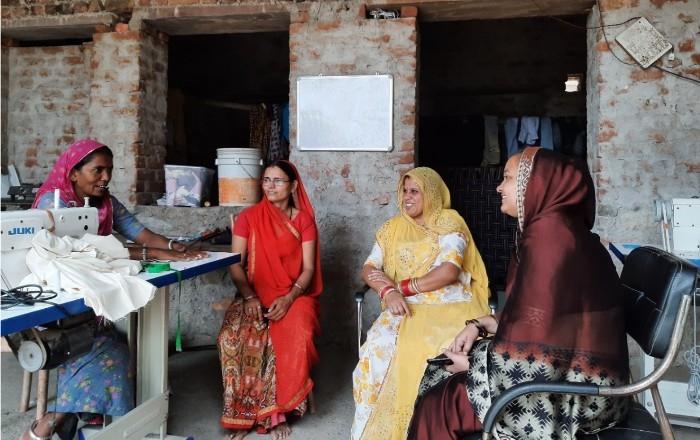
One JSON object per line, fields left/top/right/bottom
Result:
{"left": 216, "top": 148, "right": 263, "bottom": 206}
{"left": 164, "top": 165, "right": 214, "bottom": 207}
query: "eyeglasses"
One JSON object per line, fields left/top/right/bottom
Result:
{"left": 261, "top": 177, "right": 290, "bottom": 187}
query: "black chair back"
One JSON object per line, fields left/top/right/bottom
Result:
{"left": 620, "top": 246, "right": 698, "bottom": 358}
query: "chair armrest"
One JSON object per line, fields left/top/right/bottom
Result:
{"left": 354, "top": 285, "right": 370, "bottom": 303}
{"left": 481, "top": 381, "right": 599, "bottom": 439}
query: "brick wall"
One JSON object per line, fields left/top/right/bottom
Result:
{"left": 289, "top": 3, "right": 418, "bottom": 343}
{"left": 588, "top": 0, "right": 700, "bottom": 243}
{"left": 1, "top": 44, "right": 10, "bottom": 173}
{"left": 6, "top": 45, "right": 90, "bottom": 183}
{"left": 135, "top": 29, "right": 168, "bottom": 205}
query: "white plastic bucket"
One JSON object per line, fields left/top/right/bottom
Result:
{"left": 216, "top": 148, "right": 263, "bottom": 206}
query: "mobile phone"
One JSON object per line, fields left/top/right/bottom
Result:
{"left": 426, "top": 354, "right": 454, "bottom": 366}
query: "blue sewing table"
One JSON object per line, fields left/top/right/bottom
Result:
{"left": 1, "top": 251, "right": 239, "bottom": 440}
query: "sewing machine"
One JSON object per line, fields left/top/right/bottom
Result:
{"left": 1, "top": 206, "right": 99, "bottom": 290}
{"left": 1, "top": 204, "right": 240, "bottom": 439}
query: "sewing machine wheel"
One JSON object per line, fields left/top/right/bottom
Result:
{"left": 18, "top": 339, "right": 47, "bottom": 372}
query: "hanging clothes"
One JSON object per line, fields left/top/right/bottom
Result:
{"left": 517, "top": 116, "right": 540, "bottom": 146}
{"left": 504, "top": 118, "right": 520, "bottom": 158}
{"left": 539, "top": 116, "right": 554, "bottom": 150}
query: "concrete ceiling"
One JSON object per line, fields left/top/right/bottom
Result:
{"left": 1, "top": 13, "right": 117, "bottom": 41}
{"left": 369, "top": 0, "right": 595, "bottom": 21}
{"left": 1, "top": 0, "right": 594, "bottom": 41}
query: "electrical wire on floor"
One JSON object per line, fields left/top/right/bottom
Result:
{"left": 1, "top": 284, "right": 71, "bottom": 317}
{"left": 684, "top": 289, "right": 700, "bottom": 405}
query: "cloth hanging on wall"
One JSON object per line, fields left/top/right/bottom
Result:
{"left": 266, "top": 104, "right": 289, "bottom": 164}
{"left": 249, "top": 104, "right": 271, "bottom": 152}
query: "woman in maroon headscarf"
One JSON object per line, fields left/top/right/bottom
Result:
{"left": 408, "top": 147, "right": 630, "bottom": 440}
{"left": 23, "top": 139, "right": 205, "bottom": 440}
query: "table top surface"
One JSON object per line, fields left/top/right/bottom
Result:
{"left": 0, "top": 252, "right": 240, "bottom": 336}
{"left": 608, "top": 242, "right": 700, "bottom": 267}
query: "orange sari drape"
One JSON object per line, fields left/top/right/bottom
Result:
{"left": 245, "top": 162, "right": 323, "bottom": 413}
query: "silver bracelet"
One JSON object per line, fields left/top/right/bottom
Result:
{"left": 141, "top": 245, "right": 148, "bottom": 261}
{"left": 168, "top": 239, "right": 174, "bottom": 250}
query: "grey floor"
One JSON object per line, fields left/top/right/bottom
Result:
{"left": 2, "top": 347, "right": 699, "bottom": 440}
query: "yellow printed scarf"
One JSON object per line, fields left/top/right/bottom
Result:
{"left": 375, "top": 167, "right": 490, "bottom": 311}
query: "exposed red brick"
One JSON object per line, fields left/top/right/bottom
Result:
{"left": 338, "top": 63, "right": 355, "bottom": 74}
{"left": 401, "top": 114, "right": 414, "bottom": 125}
{"left": 400, "top": 140, "right": 414, "bottom": 151}
{"left": 367, "top": 34, "right": 391, "bottom": 44}
{"left": 658, "top": 85, "right": 669, "bottom": 95}
{"left": 112, "top": 30, "right": 138, "bottom": 40}
{"left": 289, "top": 54, "right": 298, "bottom": 63}
{"left": 389, "top": 47, "right": 415, "bottom": 58}
{"left": 289, "top": 22, "right": 304, "bottom": 34}
{"left": 650, "top": 0, "right": 688, "bottom": 8}
{"left": 400, "top": 6, "right": 418, "bottom": 18}
{"left": 650, "top": 133, "right": 666, "bottom": 143}
{"left": 310, "top": 50, "right": 320, "bottom": 59}
{"left": 398, "top": 153, "right": 414, "bottom": 164}
{"left": 373, "top": 195, "right": 390, "bottom": 205}
{"left": 345, "top": 181, "right": 356, "bottom": 193}
{"left": 630, "top": 68, "right": 663, "bottom": 81}
{"left": 683, "top": 162, "right": 700, "bottom": 173}
{"left": 667, "top": 59, "right": 682, "bottom": 68}
{"left": 31, "top": 5, "right": 45, "bottom": 15}
{"left": 94, "top": 24, "right": 111, "bottom": 33}
{"left": 692, "top": 53, "right": 700, "bottom": 64}
{"left": 600, "top": 119, "right": 615, "bottom": 129}
{"left": 293, "top": 9, "right": 309, "bottom": 23}
{"left": 597, "top": 129, "right": 617, "bottom": 142}
{"left": 41, "top": 47, "right": 63, "bottom": 54}
{"left": 25, "top": 147, "right": 38, "bottom": 168}
{"left": 358, "top": 4, "right": 366, "bottom": 19}
{"left": 596, "top": 41, "right": 611, "bottom": 52}
{"left": 64, "top": 56, "right": 83, "bottom": 65}
{"left": 38, "top": 69, "right": 49, "bottom": 77}
{"left": 316, "top": 21, "right": 341, "bottom": 31}
{"left": 678, "top": 39, "right": 695, "bottom": 52}
{"left": 684, "top": 67, "right": 700, "bottom": 78}
{"left": 599, "top": 0, "right": 639, "bottom": 10}
{"left": 678, "top": 13, "right": 695, "bottom": 23}
{"left": 340, "top": 164, "right": 350, "bottom": 178}
{"left": 115, "top": 23, "right": 129, "bottom": 33}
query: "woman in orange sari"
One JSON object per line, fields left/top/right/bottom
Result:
{"left": 217, "top": 160, "right": 322, "bottom": 440}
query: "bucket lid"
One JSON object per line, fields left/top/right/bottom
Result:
{"left": 217, "top": 148, "right": 262, "bottom": 155}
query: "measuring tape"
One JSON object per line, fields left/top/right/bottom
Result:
{"left": 143, "top": 261, "right": 171, "bottom": 273}
{"left": 141, "top": 261, "right": 184, "bottom": 352}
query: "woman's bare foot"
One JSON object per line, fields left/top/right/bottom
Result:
{"left": 227, "top": 430, "right": 249, "bottom": 440}
{"left": 270, "top": 423, "right": 292, "bottom": 440}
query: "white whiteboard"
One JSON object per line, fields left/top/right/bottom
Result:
{"left": 296, "top": 75, "right": 393, "bottom": 151}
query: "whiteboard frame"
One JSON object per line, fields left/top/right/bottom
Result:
{"left": 296, "top": 74, "right": 393, "bottom": 152}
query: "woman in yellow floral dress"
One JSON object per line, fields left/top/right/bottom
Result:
{"left": 351, "top": 167, "right": 491, "bottom": 440}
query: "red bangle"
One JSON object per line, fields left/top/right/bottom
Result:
{"left": 400, "top": 279, "right": 412, "bottom": 296}
{"left": 378, "top": 285, "right": 394, "bottom": 300}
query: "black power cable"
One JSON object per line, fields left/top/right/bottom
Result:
{"left": 1, "top": 284, "right": 71, "bottom": 317}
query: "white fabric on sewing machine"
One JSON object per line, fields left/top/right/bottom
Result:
{"left": 21, "top": 230, "right": 155, "bottom": 321}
